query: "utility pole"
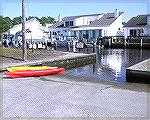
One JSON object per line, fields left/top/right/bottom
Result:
{"left": 22, "top": 0, "right": 27, "bottom": 61}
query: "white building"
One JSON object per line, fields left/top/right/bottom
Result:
{"left": 49, "top": 9, "right": 124, "bottom": 42}
{"left": 124, "top": 14, "right": 150, "bottom": 38}
{"left": 5, "top": 18, "right": 49, "bottom": 42}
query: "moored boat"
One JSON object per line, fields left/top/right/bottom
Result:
{"left": 7, "top": 66, "right": 58, "bottom": 72}
{"left": 5, "top": 68, "right": 65, "bottom": 78}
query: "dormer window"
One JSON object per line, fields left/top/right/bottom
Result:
{"left": 65, "top": 21, "right": 74, "bottom": 27}
{"left": 70, "top": 21, "right": 73, "bottom": 26}
{"left": 65, "top": 21, "right": 69, "bottom": 27}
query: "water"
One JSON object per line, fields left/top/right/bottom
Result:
{"left": 64, "top": 48, "right": 150, "bottom": 83}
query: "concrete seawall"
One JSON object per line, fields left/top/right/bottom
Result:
{"left": 41, "top": 53, "right": 96, "bottom": 69}
{"left": 1, "top": 52, "right": 96, "bottom": 71}
{"left": 126, "top": 58, "right": 150, "bottom": 84}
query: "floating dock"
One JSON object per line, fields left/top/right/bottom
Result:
{"left": 126, "top": 58, "right": 150, "bottom": 84}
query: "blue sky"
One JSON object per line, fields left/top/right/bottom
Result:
{"left": 1, "top": 0, "right": 150, "bottom": 22}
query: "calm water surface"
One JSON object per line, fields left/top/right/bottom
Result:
{"left": 64, "top": 48, "right": 150, "bottom": 83}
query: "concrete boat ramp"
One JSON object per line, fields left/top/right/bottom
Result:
{"left": 1, "top": 73, "right": 150, "bottom": 119}
{"left": 126, "top": 58, "right": 150, "bottom": 84}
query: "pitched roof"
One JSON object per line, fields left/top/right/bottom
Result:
{"left": 26, "top": 18, "right": 40, "bottom": 24}
{"left": 123, "top": 14, "right": 150, "bottom": 27}
{"left": 50, "top": 12, "right": 123, "bottom": 28}
{"left": 49, "top": 21, "right": 64, "bottom": 28}
{"left": 89, "top": 12, "right": 123, "bottom": 27}
{"left": 62, "top": 13, "right": 103, "bottom": 21}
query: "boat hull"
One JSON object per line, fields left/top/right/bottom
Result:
{"left": 7, "top": 66, "right": 58, "bottom": 72}
{"left": 5, "top": 68, "right": 65, "bottom": 78}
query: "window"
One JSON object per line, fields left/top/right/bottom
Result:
{"left": 130, "top": 29, "right": 142, "bottom": 36}
{"left": 70, "top": 21, "right": 73, "bottom": 26}
{"left": 99, "top": 30, "right": 102, "bottom": 37}
{"left": 65, "top": 21, "right": 69, "bottom": 27}
{"left": 130, "top": 29, "right": 137, "bottom": 36}
{"left": 53, "top": 32, "right": 57, "bottom": 35}
{"left": 65, "top": 21, "right": 73, "bottom": 27}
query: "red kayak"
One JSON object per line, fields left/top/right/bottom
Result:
{"left": 5, "top": 68, "right": 65, "bottom": 78}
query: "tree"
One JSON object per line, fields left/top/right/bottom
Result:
{"left": 4, "top": 17, "right": 13, "bottom": 25}
{"left": 0, "top": 16, "right": 56, "bottom": 34}
{"left": 47, "top": 16, "right": 56, "bottom": 23}
{"left": 12, "top": 16, "right": 22, "bottom": 25}
{"left": 27, "top": 16, "right": 41, "bottom": 22}
{"left": 0, "top": 16, "right": 13, "bottom": 34}
{"left": 40, "top": 16, "right": 56, "bottom": 25}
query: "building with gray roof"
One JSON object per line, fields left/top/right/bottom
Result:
{"left": 124, "top": 14, "right": 150, "bottom": 38}
{"left": 48, "top": 9, "right": 124, "bottom": 43}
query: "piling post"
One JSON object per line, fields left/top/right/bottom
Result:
{"left": 54, "top": 42, "right": 57, "bottom": 50}
{"left": 67, "top": 42, "right": 71, "bottom": 51}
{"left": 141, "top": 38, "right": 143, "bottom": 48}
{"left": 73, "top": 41, "right": 76, "bottom": 52}
{"left": 92, "top": 43, "right": 95, "bottom": 53}
{"left": 108, "top": 37, "right": 111, "bottom": 47}
{"left": 125, "top": 38, "right": 126, "bottom": 47}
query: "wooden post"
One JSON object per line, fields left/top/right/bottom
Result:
{"left": 109, "top": 37, "right": 111, "bottom": 47}
{"left": 22, "top": 0, "right": 27, "bottom": 61}
{"left": 141, "top": 39, "right": 143, "bottom": 47}
{"left": 54, "top": 42, "right": 57, "bottom": 50}
{"left": 67, "top": 42, "right": 71, "bottom": 51}
{"left": 125, "top": 38, "right": 126, "bottom": 47}
{"left": 93, "top": 43, "right": 95, "bottom": 53}
{"left": 31, "top": 34, "right": 33, "bottom": 52}
{"left": 73, "top": 41, "right": 76, "bottom": 52}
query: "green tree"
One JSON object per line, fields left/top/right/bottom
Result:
{"left": 12, "top": 16, "right": 22, "bottom": 25}
{"left": 27, "top": 16, "right": 41, "bottom": 22}
{"left": 47, "top": 16, "right": 56, "bottom": 23}
{"left": 0, "top": 16, "right": 13, "bottom": 34}
{"left": 0, "top": 15, "right": 56, "bottom": 34}
{"left": 40, "top": 16, "right": 56, "bottom": 25}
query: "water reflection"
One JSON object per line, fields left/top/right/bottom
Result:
{"left": 65, "top": 48, "right": 150, "bottom": 83}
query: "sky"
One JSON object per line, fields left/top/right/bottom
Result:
{"left": 1, "top": 0, "right": 150, "bottom": 22}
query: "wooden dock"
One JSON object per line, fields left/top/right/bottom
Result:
{"left": 98, "top": 36, "right": 150, "bottom": 49}
{"left": 126, "top": 58, "right": 150, "bottom": 84}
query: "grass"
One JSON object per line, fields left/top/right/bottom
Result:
{"left": 0, "top": 47, "right": 52, "bottom": 59}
